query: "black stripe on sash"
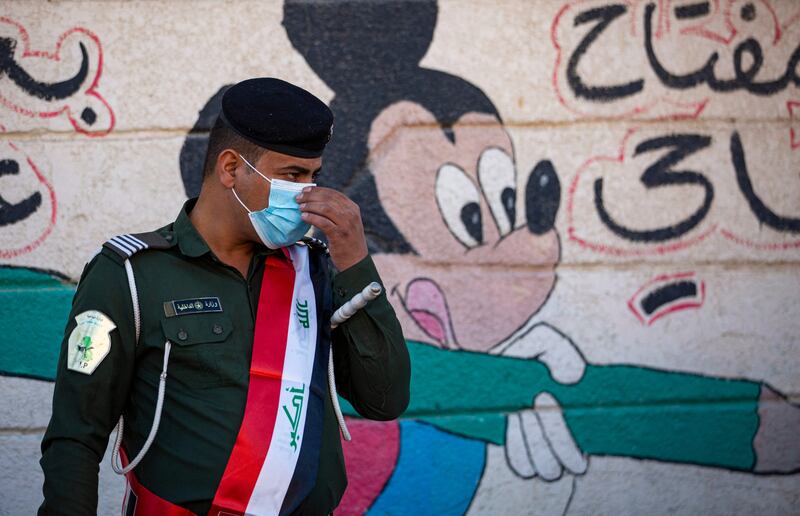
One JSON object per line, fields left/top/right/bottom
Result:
{"left": 279, "top": 250, "right": 331, "bottom": 515}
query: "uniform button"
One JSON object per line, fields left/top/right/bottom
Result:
{"left": 177, "top": 329, "right": 188, "bottom": 341}
{"left": 165, "top": 234, "right": 173, "bottom": 241}
{"left": 336, "top": 287, "right": 346, "bottom": 297}
{"left": 212, "top": 324, "right": 223, "bottom": 335}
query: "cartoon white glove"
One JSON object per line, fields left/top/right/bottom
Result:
{"left": 495, "top": 322, "right": 586, "bottom": 384}
{"left": 500, "top": 323, "right": 588, "bottom": 481}
{"left": 505, "top": 392, "right": 588, "bottom": 480}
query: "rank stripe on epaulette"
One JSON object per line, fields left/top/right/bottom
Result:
{"left": 107, "top": 234, "right": 149, "bottom": 257}
{"left": 103, "top": 231, "right": 172, "bottom": 260}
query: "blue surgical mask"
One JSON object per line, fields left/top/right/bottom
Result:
{"left": 232, "top": 154, "right": 314, "bottom": 249}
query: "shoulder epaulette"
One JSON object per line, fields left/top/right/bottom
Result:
{"left": 103, "top": 231, "right": 173, "bottom": 260}
{"left": 300, "top": 236, "right": 329, "bottom": 254}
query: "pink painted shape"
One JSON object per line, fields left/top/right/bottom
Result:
{"left": 404, "top": 278, "right": 456, "bottom": 347}
{"left": 408, "top": 310, "right": 446, "bottom": 345}
{"left": 338, "top": 418, "right": 400, "bottom": 516}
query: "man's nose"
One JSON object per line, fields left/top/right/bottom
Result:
{"left": 525, "top": 160, "right": 560, "bottom": 235}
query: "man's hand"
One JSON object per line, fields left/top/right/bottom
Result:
{"left": 296, "top": 186, "right": 368, "bottom": 271}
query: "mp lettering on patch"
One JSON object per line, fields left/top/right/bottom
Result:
{"left": 163, "top": 297, "right": 223, "bottom": 317}
{"left": 67, "top": 310, "right": 116, "bottom": 375}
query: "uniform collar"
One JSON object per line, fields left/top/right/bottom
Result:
{"left": 174, "top": 198, "right": 276, "bottom": 259}
{"left": 174, "top": 198, "right": 212, "bottom": 258}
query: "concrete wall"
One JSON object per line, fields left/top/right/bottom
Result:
{"left": 1, "top": 0, "right": 799, "bottom": 514}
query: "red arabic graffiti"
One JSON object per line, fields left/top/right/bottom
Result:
{"left": 551, "top": 0, "right": 800, "bottom": 120}
{"left": 567, "top": 126, "right": 800, "bottom": 255}
{"left": 0, "top": 17, "right": 114, "bottom": 136}
{"left": 0, "top": 125, "right": 57, "bottom": 259}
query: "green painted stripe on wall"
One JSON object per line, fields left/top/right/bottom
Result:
{"left": 1, "top": 269, "right": 761, "bottom": 471}
{"left": 0, "top": 267, "right": 74, "bottom": 380}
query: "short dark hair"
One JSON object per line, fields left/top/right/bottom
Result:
{"left": 202, "top": 116, "right": 267, "bottom": 178}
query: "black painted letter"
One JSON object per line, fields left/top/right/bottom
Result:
{"left": 595, "top": 134, "right": 714, "bottom": 241}
{"left": 731, "top": 131, "right": 800, "bottom": 232}
{"left": 567, "top": 4, "right": 644, "bottom": 102}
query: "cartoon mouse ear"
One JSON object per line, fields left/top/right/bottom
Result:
{"left": 282, "top": 0, "right": 438, "bottom": 92}
{"left": 179, "top": 85, "right": 231, "bottom": 198}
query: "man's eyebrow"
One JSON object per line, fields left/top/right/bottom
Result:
{"left": 279, "top": 165, "right": 322, "bottom": 175}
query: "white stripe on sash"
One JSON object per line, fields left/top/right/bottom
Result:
{"left": 245, "top": 245, "right": 318, "bottom": 515}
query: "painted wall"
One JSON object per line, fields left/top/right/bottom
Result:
{"left": 1, "top": 0, "right": 799, "bottom": 514}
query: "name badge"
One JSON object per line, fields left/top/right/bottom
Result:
{"left": 164, "top": 297, "right": 223, "bottom": 317}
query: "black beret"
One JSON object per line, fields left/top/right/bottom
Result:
{"left": 220, "top": 78, "right": 333, "bottom": 158}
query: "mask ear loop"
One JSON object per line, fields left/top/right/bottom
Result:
{"left": 231, "top": 187, "right": 253, "bottom": 213}
{"left": 239, "top": 154, "right": 273, "bottom": 184}
{"left": 232, "top": 153, "right": 271, "bottom": 213}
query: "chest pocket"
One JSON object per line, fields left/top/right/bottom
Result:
{"left": 161, "top": 313, "right": 241, "bottom": 389}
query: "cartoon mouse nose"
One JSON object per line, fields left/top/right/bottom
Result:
{"left": 525, "top": 160, "right": 560, "bottom": 235}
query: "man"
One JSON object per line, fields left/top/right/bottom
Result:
{"left": 39, "top": 78, "right": 410, "bottom": 515}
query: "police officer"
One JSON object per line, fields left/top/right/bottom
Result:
{"left": 39, "top": 78, "right": 410, "bottom": 515}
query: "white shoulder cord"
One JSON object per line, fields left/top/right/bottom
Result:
{"left": 111, "top": 259, "right": 171, "bottom": 475}
{"left": 329, "top": 281, "right": 383, "bottom": 442}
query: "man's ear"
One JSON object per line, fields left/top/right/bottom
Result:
{"left": 215, "top": 149, "right": 240, "bottom": 189}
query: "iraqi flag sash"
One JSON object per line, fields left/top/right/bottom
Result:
{"left": 210, "top": 245, "right": 322, "bottom": 516}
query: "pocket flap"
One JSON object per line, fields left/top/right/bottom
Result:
{"left": 161, "top": 313, "right": 233, "bottom": 346}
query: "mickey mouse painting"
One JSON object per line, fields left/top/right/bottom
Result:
{"left": 177, "top": 2, "right": 800, "bottom": 514}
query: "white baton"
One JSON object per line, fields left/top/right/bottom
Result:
{"left": 328, "top": 281, "right": 383, "bottom": 441}
{"left": 331, "top": 281, "right": 382, "bottom": 328}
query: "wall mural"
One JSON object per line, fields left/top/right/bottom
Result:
{"left": 176, "top": 1, "right": 800, "bottom": 514}
{"left": 1, "top": 1, "right": 798, "bottom": 514}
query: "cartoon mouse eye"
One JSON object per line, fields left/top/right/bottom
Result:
{"left": 435, "top": 163, "right": 483, "bottom": 249}
{"left": 478, "top": 148, "right": 516, "bottom": 236}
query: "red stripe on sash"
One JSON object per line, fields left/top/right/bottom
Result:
{"left": 119, "top": 449, "right": 194, "bottom": 516}
{"left": 209, "top": 253, "right": 296, "bottom": 515}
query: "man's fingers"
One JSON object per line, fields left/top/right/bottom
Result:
{"left": 534, "top": 393, "right": 588, "bottom": 475}
{"left": 505, "top": 412, "right": 536, "bottom": 478}
{"left": 300, "top": 212, "right": 336, "bottom": 233}
{"left": 295, "top": 185, "right": 367, "bottom": 271}
{"left": 296, "top": 185, "right": 346, "bottom": 204}
{"left": 299, "top": 200, "right": 343, "bottom": 224}
{"left": 519, "top": 409, "right": 563, "bottom": 481}
{"left": 298, "top": 188, "right": 361, "bottom": 230}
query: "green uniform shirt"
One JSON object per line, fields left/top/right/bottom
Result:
{"left": 39, "top": 200, "right": 410, "bottom": 515}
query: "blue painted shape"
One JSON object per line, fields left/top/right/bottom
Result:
{"left": 0, "top": 267, "right": 74, "bottom": 380}
{"left": 368, "top": 420, "right": 485, "bottom": 515}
